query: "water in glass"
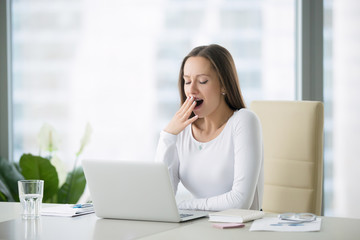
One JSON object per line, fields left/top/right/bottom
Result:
{"left": 20, "top": 193, "right": 43, "bottom": 219}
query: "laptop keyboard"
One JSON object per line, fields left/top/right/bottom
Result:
{"left": 180, "top": 213, "right": 194, "bottom": 218}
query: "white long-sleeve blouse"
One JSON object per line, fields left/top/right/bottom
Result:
{"left": 155, "top": 109, "right": 264, "bottom": 211}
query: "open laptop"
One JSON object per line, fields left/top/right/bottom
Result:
{"left": 82, "top": 159, "right": 208, "bottom": 222}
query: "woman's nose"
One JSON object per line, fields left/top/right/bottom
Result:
{"left": 188, "top": 81, "right": 198, "bottom": 94}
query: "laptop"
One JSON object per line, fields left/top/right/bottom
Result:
{"left": 82, "top": 159, "right": 208, "bottom": 222}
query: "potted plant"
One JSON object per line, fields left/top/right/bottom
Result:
{"left": 0, "top": 123, "right": 92, "bottom": 203}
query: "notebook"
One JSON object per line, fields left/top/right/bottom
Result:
{"left": 82, "top": 159, "right": 208, "bottom": 222}
{"left": 208, "top": 209, "right": 265, "bottom": 223}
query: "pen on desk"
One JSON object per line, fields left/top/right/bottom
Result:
{"left": 73, "top": 203, "right": 93, "bottom": 208}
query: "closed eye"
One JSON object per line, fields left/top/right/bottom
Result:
{"left": 200, "top": 80, "right": 208, "bottom": 84}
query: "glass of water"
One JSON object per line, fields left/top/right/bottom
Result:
{"left": 18, "top": 180, "right": 44, "bottom": 219}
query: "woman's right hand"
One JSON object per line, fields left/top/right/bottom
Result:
{"left": 164, "top": 96, "right": 199, "bottom": 135}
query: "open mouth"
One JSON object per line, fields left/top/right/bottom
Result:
{"left": 195, "top": 99, "right": 204, "bottom": 107}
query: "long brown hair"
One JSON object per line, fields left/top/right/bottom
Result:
{"left": 178, "top": 44, "right": 246, "bottom": 110}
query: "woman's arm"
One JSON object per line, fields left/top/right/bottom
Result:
{"left": 178, "top": 110, "right": 263, "bottom": 211}
{"left": 156, "top": 96, "right": 198, "bottom": 194}
{"left": 155, "top": 130, "right": 181, "bottom": 194}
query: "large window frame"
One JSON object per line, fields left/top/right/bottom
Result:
{"left": 296, "top": 0, "right": 323, "bottom": 101}
{"left": 0, "top": 0, "right": 12, "bottom": 161}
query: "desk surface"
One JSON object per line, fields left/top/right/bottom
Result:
{"left": 1, "top": 202, "right": 360, "bottom": 240}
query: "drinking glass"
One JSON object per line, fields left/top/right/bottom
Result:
{"left": 18, "top": 180, "right": 44, "bottom": 219}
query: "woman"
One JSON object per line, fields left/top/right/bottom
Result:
{"left": 156, "top": 44, "right": 263, "bottom": 211}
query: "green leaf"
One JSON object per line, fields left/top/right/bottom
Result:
{"left": 19, "top": 154, "right": 59, "bottom": 202}
{"left": 0, "top": 180, "right": 11, "bottom": 201}
{"left": 0, "top": 190, "right": 7, "bottom": 201}
{"left": 57, "top": 167, "right": 86, "bottom": 204}
{"left": 0, "top": 157, "right": 24, "bottom": 201}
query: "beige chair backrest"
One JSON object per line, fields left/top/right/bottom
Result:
{"left": 250, "top": 101, "right": 324, "bottom": 215}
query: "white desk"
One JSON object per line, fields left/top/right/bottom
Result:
{"left": 1, "top": 202, "right": 360, "bottom": 240}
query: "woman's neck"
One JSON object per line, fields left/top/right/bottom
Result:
{"left": 192, "top": 105, "right": 234, "bottom": 142}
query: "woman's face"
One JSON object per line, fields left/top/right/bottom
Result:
{"left": 183, "top": 56, "right": 225, "bottom": 118}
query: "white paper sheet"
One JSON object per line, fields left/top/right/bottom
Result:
{"left": 41, "top": 205, "right": 94, "bottom": 217}
{"left": 249, "top": 217, "right": 322, "bottom": 232}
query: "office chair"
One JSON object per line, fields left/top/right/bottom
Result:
{"left": 250, "top": 101, "right": 324, "bottom": 215}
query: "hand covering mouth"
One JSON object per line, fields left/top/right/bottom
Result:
{"left": 195, "top": 99, "right": 204, "bottom": 107}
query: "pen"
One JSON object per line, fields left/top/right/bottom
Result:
{"left": 73, "top": 203, "right": 93, "bottom": 208}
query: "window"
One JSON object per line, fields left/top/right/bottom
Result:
{"left": 10, "top": 0, "right": 296, "bottom": 169}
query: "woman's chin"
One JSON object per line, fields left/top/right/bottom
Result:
{"left": 193, "top": 110, "right": 204, "bottom": 118}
